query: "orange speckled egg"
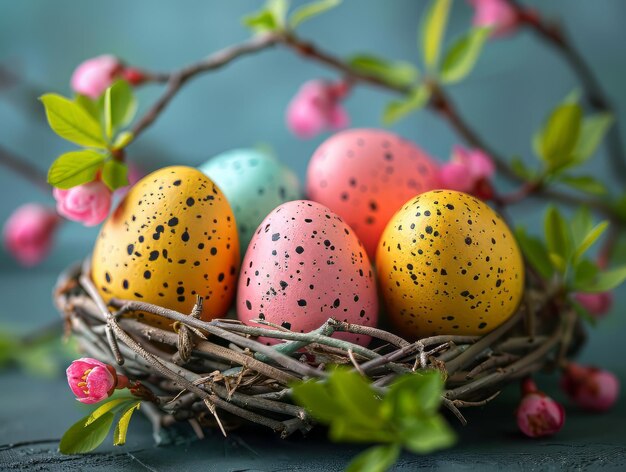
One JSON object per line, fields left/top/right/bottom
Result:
{"left": 376, "top": 190, "right": 524, "bottom": 338}
{"left": 91, "top": 166, "right": 239, "bottom": 326}
{"left": 306, "top": 128, "right": 440, "bottom": 259}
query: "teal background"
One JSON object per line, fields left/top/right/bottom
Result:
{"left": 1, "top": 1, "right": 625, "bottom": 470}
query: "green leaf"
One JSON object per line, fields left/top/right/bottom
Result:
{"left": 420, "top": 0, "right": 452, "bottom": 70}
{"left": 86, "top": 397, "right": 136, "bottom": 425}
{"left": 346, "top": 444, "right": 400, "bottom": 472}
{"left": 59, "top": 411, "right": 115, "bottom": 454}
{"left": 573, "top": 112, "right": 613, "bottom": 163}
{"left": 291, "top": 379, "right": 345, "bottom": 423}
{"left": 401, "top": 415, "right": 456, "bottom": 454}
{"left": 382, "top": 84, "right": 431, "bottom": 125}
{"left": 113, "top": 131, "right": 134, "bottom": 150}
{"left": 538, "top": 103, "right": 582, "bottom": 171}
{"left": 101, "top": 160, "right": 129, "bottom": 191}
{"left": 562, "top": 88, "right": 582, "bottom": 104}
{"left": 47, "top": 150, "right": 106, "bottom": 189}
{"left": 544, "top": 206, "right": 573, "bottom": 269}
{"left": 289, "top": 0, "right": 341, "bottom": 29}
{"left": 574, "top": 221, "right": 609, "bottom": 261}
{"left": 74, "top": 94, "right": 101, "bottom": 121}
{"left": 243, "top": 0, "right": 289, "bottom": 32}
{"left": 510, "top": 157, "right": 536, "bottom": 180}
{"left": 40, "top": 94, "right": 106, "bottom": 148}
{"left": 558, "top": 175, "right": 607, "bottom": 195}
{"left": 326, "top": 369, "right": 382, "bottom": 429}
{"left": 383, "top": 371, "right": 443, "bottom": 420}
{"left": 113, "top": 401, "right": 141, "bottom": 446}
{"left": 570, "top": 299, "right": 597, "bottom": 326}
{"left": 514, "top": 229, "right": 554, "bottom": 280}
{"left": 108, "top": 81, "right": 137, "bottom": 130}
{"left": 349, "top": 54, "right": 419, "bottom": 88}
{"left": 572, "top": 259, "right": 599, "bottom": 288}
{"left": 584, "top": 265, "right": 626, "bottom": 292}
{"left": 440, "top": 27, "right": 490, "bottom": 84}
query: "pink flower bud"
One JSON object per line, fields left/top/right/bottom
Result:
{"left": 66, "top": 358, "right": 129, "bottom": 404}
{"left": 71, "top": 55, "right": 124, "bottom": 99}
{"left": 121, "top": 67, "right": 146, "bottom": 86}
{"left": 286, "top": 79, "right": 350, "bottom": 139}
{"left": 439, "top": 146, "right": 495, "bottom": 198}
{"left": 517, "top": 378, "right": 565, "bottom": 438}
{"left": 573, "top": 292, "right": 613, "bottom": 318}
{"left": 53, "top": 180, "right": 112, "bottom": 227}
{"left": 561, "top": 364, "right": 620, "bottom": 412}
{"left": 468, "top": 0, "right": 520, "bottom": 38}
{"left": 3, "top": 203, "right": 60, "bottom": 266}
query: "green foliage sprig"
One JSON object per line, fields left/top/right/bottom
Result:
{"left": 41, "top": 80, "right": 137, "bottom": 191}
{"left": 292, "top": 369, "right": 455, "bottom": 472}
{"left": 59, "top": 397, "right": 141, "bottom": 454}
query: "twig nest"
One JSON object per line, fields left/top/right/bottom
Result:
{"left": 376, "top": 190, "right": 524, "bottom": 338}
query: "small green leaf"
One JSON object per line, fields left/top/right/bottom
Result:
{"left": 113, "top": 401, "right": 141, "bottom": 446}
{"left": 40, "top": 94, "right": 107, "bottom": 148}
{"left": 327, "top": 369, "right": 382, "bottom": 429}
{"left": 348, "top": 54, "right": 419, "bottom": 88}
{"left": 104, "top": 87, "right": 113, "bottom": 140}
{"left": 562, "top": 88, "right": 582, "bottom": 104}
{"left": 108, "top": 81, "right": 137, "bottom": 130}
{"left": 538, "top": 103, "right": 582, "bottom": 171}
{"left": 574, "top": 221, "right": 609, "bottom": 261}
{"left": 515, "top": 227, "right": 555, "bottom": 280}
{"left": 440, "top": 27, "right": 490, "bottom": 84}
{"left": 420, "top": 0, "right": 452, "bottom": 70}
{"left": 243, "top": 0, "right": 289, "bottom": 32}
{"left": 558, "top": 175, "right": 607, "bottom": 195}
{"left": 573, "top": 112, "right": 613, "bottom": 163}
{"left": 571, "top": 206, "right": 593, "bottom": 246}
{"left": 383, "top": 371, "right": 443, "bottom": 420}
{"left": 510, "top": 157, "right": 535, "bottom": 180}
{"left": 584, "top": 265, "right": 626, "bottom": 292}
{"left": 47, "top": 150, "right": 106, "bottom": 189}
{"left": 291, "top": 379, "right": 345, "bottom": 423}
{"left": 382, "top": 84, "right": 431, "bottom": 125}
{"left": 544, "top": 206, "right": 573, "bottom": 269}
{"left": 346, "top": 444, "right": 400, "bottom": 472}
{"left": 74, "top": 94, "right": 101, "bottom": 121}
{"left": 570, "top": 298, "right": 597, "bottom": 326}
{"left": 101, "top": 160, "right": 129, "bottom": 191}
{"left": 573, "top": 259, "right": 599, "bottom": 288}
{"left": 401, "top": 415, "right": 456, "bottom": 454}
{"left": 86, "top": 397, "right": 136, "bottom": 425}
{"left": 289, "top": 0, "right": 341, "bottom": 29}
{"left": 59, "top": 411, "right": 115, "bottom": 454}
{"left": 113, "top": 131, "right": 134, "bottom": 150}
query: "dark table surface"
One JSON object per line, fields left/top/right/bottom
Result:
{"left": 1, "top": 269, "right": 625, "bottom": 471}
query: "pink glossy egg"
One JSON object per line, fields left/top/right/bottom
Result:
{"left": 306, "top": 128, "right": 441, "bottom": 259}
{"left": 237, "top": 200, "right": 378, "bottom": 346}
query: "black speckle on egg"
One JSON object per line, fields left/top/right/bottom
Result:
{"left": 297, "top": 299, "right": 307, "bottom": 307}
{"left": 168, "top": 217, "right": 178, "bottom": 227}
{"left": 143, "top": 270, "right": 151, "bottom": 280}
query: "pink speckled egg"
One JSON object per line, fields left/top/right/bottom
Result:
{"left": 306, "top": 128, "right": 441, "bottom": 259}
{"left": 237, "top": 200, "right": 378, "bottom": 346}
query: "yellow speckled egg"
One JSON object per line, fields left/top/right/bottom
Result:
{"left": 92, "top": 166, "right": 240, "bottom": 326}
{"left": 376, "top": 190, "right": 524, "bottom": 338}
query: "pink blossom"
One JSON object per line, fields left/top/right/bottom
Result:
{"left": 71, "top": 55, "right": 124, "bottom": 99}
{"left": 53, "top": 180, "right": 112, "bottom": 227}
{"left": 468, "top": 0, "right": 519, "bottom": 38}
{"left": 439, "top": 146, "right": 495, "bottom": 198}
{"left": 517, "top": 379, "right": 565, "bottom": 438}
{"left": 286, "top": 80, "right": 350, "bottom": 139}
{"left": 3, "top": 203, "right": 60, "bottom": 266}
{"left": 561, "top": 363, "right": 620, "bottom": 412}
{"left": 573, "top": 292, "right": 613, "bottom": 318}
{"left": 66, "top": 358, "right": 128, "bottom": 404}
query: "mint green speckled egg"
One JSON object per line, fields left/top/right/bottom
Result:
{"left": 199, "top": 149, "right": 302, "bottom": 252}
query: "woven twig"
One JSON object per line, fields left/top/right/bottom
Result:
{"left": 54, "top": 261, "right": 582, "bottom": 437}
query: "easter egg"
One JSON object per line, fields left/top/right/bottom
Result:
{"left": 306, "top": 128, "right": 441, "bottom": 259}
{"left": 237, "top": 200, "right": 378, "bottom": 346}
{"left": 91, "top": 166, "right": 240, "bottom": 326}
{"left": 376, "top": 190, "right": 524, "bottom": 338}
{"left": 199, "top": 148, "right": 302, "bottom": 252}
